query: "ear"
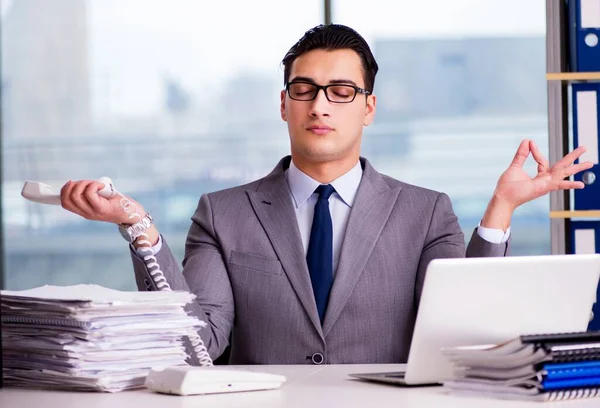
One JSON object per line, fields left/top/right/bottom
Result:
{"left": 363, "top": 94, "right": 377, "bottom": 126}
{"left": 280, "top": 89, "right": 287, "bottom": 122}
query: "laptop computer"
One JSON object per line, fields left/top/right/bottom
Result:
{"left": 349, "top": 254, "right": 600, "bottom": 386}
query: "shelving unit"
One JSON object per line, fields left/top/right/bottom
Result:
{"left": 546, "top": 0, "right": 600, "bottom": 254}
{"left": 547, "top": 0, "right": 600, "bottom": 330}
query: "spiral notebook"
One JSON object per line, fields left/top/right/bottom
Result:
{"left": 443, "top": 332, "right": 600, "bottom": 362}
{"left": 442, "top": 331, "right": 600, "bottom": 401}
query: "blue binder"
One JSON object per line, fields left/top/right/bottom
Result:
{"left": 572, "top": 83, "right": 600, "bottom": 210}
{"left": 569, "top": 0, "right": 600, "bottom": 72}
{"left": 544, "top": 361, "right": 600, "bottom": 380}
{"left": 569, "top": 222, "right": 600, "bottom": 330}
{"left": 543, "top": 376, "right": 600, "bottom": 390}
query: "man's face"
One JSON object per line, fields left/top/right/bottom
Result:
{"left": 280, "top": 48, "right": 376, "bottom": 165}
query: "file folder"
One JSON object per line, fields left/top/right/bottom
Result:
{"left": 572, "top": 83, "right": 600, "bottom": 210}
{"left": 569, "top": 222, "right": 600, "bottom": 330}
{"left": 569, "top": 0, "right": 600, "bottom": 72}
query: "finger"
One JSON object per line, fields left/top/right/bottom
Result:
{"left": 562, "top": 161, "right": 594, "bottom": 178}
{"left": 84, "top": 181, "right": 110, "bottom": 212}
{"left": 70, "top": 180, "right": 96, "bottom": 217}
{"left": 509, "top": 139, "right": 531, "bottom": 169}
{"left": 554, "top": 146, "right": 587, "bottom": 170}
{"left": 537, "top": 162, "right": 544, "bottom": 174}
{"left": 60, "top": 180, "right": 84, "bottom": 216}
{"left": 530, "top": 141, "right": 549, "bottom": 171}
{"left": 60, "top": 180, "right": 73, "bottom": 209}
{"left": 558, "top": 180, "right": 585, "bottom": 190}
{"left": 60, "top": 180, "right": 84, "bottom": 214}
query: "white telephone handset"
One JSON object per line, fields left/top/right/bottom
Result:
{"left": 21, "top": 177, "right": 286, "bottom": 395}
{"left": 21, "top": 177, "right": 116, "bottom": 205}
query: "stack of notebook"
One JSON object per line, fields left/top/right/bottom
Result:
{"left": 1, "top": 284, "right": 205, "bottom": 392}
{"left": 441, "top": 331, "right": 600, "bottom": 401}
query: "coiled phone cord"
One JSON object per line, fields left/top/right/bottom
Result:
{"left": 117, "top": 191, "right": 213, "bottom": 367}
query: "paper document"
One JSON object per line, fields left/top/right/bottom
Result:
{"left": 1, "top": 284, "right": 205, "bottom": 392}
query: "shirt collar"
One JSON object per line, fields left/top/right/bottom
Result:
{"left": 285, "top": 159, "right": 363, "bottom": 208}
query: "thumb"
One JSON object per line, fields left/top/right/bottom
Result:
{"left": 509, "top": 139, "right": 531, "bottom": 169}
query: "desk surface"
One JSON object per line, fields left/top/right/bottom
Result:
{"left": 1, "top": 364, "right": 598, "bottom": 408}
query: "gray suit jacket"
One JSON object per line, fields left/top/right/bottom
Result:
{"left": 131, "top": 156, "right": 509, "bottom": 365}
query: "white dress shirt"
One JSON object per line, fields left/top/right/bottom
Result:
{"left": 146, "top": 160, "right": 511, "bottom": 260}
{"left": 285, "top": 160, "right": 362, "bottom": 275}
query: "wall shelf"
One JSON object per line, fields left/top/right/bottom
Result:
{"left": 550, "top": 210, "right": 600, "bottom": 219}
{"left": 546, "top": 72, "right": 600, "bottom": 81}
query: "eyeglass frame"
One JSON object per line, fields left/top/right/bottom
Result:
{"left": 285, "top": 81, "right": 371, "bottom": 103}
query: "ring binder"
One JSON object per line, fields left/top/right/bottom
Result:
{"left": 2, "top": 315, "right": 93, "bottom": 329}
{"left": 572, "top": 83, "right": 600, "bottom": 211}
{"left": 568, "top": 0, "right": 600, "bottom": 72}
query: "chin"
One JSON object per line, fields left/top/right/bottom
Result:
{"left": 291, "top": 132, "right": 358, "bottom": 162}
{"left": 295, "top": 145, "right": 348, "bottom": 163}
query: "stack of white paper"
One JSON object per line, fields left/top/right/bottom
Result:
{"left": 1, "top": 284, "right": 205, "bottom": 392}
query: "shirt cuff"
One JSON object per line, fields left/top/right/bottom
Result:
{"left": 476, "top": 223, "right": 511, "bottom": 244}
{"left": 135, "top": 234, "right": 163, "bottom": 256}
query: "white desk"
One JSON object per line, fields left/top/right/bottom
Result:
{"left": 1, "top": 364, "right": 598, "bottom": 407}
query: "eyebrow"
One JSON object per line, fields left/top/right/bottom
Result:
{"left": 289, "top": 76, "right": 359, "bottom": 87}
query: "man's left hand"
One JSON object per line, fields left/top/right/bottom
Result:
{"left": 481, "top": 139, "right": 593, "bottom": 230}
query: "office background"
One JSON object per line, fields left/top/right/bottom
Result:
{"left": 1, "top": 0, "right": 548, "bottom": 290}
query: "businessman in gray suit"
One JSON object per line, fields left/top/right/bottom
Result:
{"left": 61, "top": 24, "right": 593, "bottom": 365}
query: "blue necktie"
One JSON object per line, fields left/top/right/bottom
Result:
{"left": 307, "top": 184, "right": 335, "bottom": 323}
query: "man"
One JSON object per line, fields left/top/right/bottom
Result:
{"left": 61, "top": 24, "right": 592, "bottom": 365}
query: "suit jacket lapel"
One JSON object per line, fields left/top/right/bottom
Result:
{"left": 323, "top": 159, "right": 401, "bottom": 336}
{"left": 247, "top": 157, "right": 324, "bottom": 338}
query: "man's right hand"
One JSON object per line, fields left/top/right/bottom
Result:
{"left": 60, "top": 180, "right": 146, "bottom": 226}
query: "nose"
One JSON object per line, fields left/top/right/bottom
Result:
{"left": 308, "top": 88, "right": 331, "bottom": 118}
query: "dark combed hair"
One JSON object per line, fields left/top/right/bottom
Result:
{"left": 281, "top": 24, "right": 379, "bottom": 93}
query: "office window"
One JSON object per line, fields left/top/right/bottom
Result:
{"left": 1, "top": 0, "right": 322, "bottom": 289}
{"left": 333, "top": 0, "right": 549, "bottom": 255}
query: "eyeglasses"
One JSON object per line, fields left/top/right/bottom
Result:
{"left": 285, "top": 81, "right": 370, "bottom": 103}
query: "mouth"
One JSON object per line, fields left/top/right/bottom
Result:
{"left": 307, "top": 125, "right": 333, "bottom": 135}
